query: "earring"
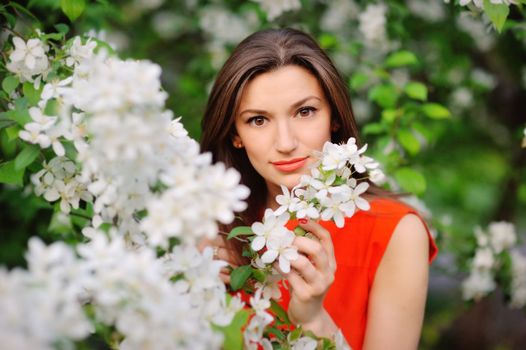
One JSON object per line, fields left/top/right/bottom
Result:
{"left": 234, "top": 141, "right": 243, "bottom": 148}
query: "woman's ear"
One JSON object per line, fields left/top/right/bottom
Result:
{"left": 232, "top": 135, "right": 243, "bottom": 149}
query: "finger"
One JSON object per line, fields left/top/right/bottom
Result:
{"left": 289, "top": 253, "right": 319, "bottom": 283}
{"left": 283, "top": 268, "right": 311, "bottom": 300}
{"left": 298, "top": 220, "right": 336, "bottom": 268}
{"left": 293, "top": 236, "right": 329, "bottom": 270}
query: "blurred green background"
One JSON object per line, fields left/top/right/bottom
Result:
{"left": 1, "top": 0, "right": 525, "bottom": 349}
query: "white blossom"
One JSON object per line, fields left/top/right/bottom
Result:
{"left": 359, "top": 4, "right": 388, "bottom": 46}
{"left": 462, "top": 269, "right": 496, "bottom": 301}
{"left": 261, "top": 230, "right": 298, "bottom": 273}
{"left": 7, "top": 37, "right": 49, "bottom": 84}
{"left": 510, "top": 250, "right": 526, "bottom": 308}
{"left": 488, "top": 221, "right": 516, "bottom": 254}
{"left": 251, "top": 0, "right": 302, "bottom": 21}
{"left": 251, "top": 209, "right": 290, "bottom": 251}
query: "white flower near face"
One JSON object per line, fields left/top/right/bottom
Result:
{"left": 321, "top": 142, "right": 347, "bottom": 171}
{"left": 472, "top": 247, "right": 495, "bottom": 270}
{"left": 291, "top": 336, "right": 318, "bottom": 350}
{"left": 369, "top": 168, "right": 386, "bottom": 185}
{"left": 488, "top": 221, "right": 517, "bottom": 254}
{"left": 354, "top": 154, "right": 379, "bottom": 174}
{"left": 244, "top": 313, "right": 274, "bottom": 350}
{"left": 261, "top": 230, "right": 298, "bottom": 273}
{"left": 462, "top": 269, "right": 496, "bottom": 301}
{"left": 349, "top": 181, "right": 371, "bottom": 211}
{"left": 320, "top": 193, "right": 353, "bottom": 228}
{"left": 251, "top": 209, "right": 290, "bottom": 251}
{"left": 310, "top": 170, "right": 336, "bottom": 200}
{"left": 294, "top": 200, "right": 320, "bottom": 220}
{"left": 275, "top": 185, "right": 300, "bottom": 215}
{"left": 342, "top": 137, "right": 365, "bottom": 163}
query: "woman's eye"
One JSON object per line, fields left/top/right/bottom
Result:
{"left": 248, "top": 116, "right": 266, "bottom": 126}
{"left": 297, "top": 107, "right": 316, "bottom": 118}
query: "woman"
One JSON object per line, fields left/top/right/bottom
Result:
{"left": 200, "top": 28, "right": 437, "bottom": 349}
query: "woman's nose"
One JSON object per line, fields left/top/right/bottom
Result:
{"left": 275, "top": 120, "right": 298, "bottom": 154}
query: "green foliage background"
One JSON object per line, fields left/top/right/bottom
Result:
{"left": 1, "top": 0, "right": 525, "bottom": 349}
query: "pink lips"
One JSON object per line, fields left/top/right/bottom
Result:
{"left": 271, "top": 157, "right": 308, "bottom": 172}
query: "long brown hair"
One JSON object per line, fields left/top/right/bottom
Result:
{"left": 201, "top": 28, "right": 363, "bottom": 232}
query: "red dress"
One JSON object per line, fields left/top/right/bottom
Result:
{"left": 278, "top": 198, "right": 438, "bottom": 350}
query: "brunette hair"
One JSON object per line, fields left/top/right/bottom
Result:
{"left": 201, "top": 28, "right": 362, "bottom": 225}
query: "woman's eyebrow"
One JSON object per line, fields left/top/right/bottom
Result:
{"left": 289, "top": 96, "right": 321, "bottom": 111}
{"left": 238, "top": 96, "right": 322, "bottom": 116}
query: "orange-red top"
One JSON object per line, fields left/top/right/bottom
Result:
{"left": 278, "top": 198, "right": 438, "bottom": 350}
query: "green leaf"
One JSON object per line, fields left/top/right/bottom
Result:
{"left": 5, "top": 125, "right": 20, "bottom": 141}
{"left": 318, "top": 33, "right": 338, "bottom": 49}
{"left": 362, "top": 122, "right": 386, "bottom": 136}
{"left": 288, "top": 327, "right": 303, "bottom": 342}
{"left": 381, "top": 109, "right": 399, "bottom": 124}
{"left": 2, "top": 76, "right": 19, "bottom": 94}
{"left": 421, "top": 103, "right": 450, "bottom": 119}
{"left": 404, "top": 82, "right": 428, "bottom": 101}
{"left": 230, "top": 265, "right": 252, "bottom": 291}
{"left": 394, "top": 167, "right": 426, "bottom": 195}
{"left": 0, "top": 118, "right": 15, "bottom": 130}
{"left": 0, "top": 160, "right": 24, "bottom": 185}
{"left": 227, "top": 226, "right": 253, "bottom": 240}
{"left": 368, "top": 84, "right": 399, "bottom": 109}
{"left": 14, "top": 143, "right": 40, "bottom": 171}
{"left": 22, "top": 82, "right": 42, "bottom": 106}
{"left": 484, "top": 0, "right": 510, "bottom": 33}
{"left": 213, "top": 309, "right": 251, "bottom": 350}
{"left": 252, "top": 268, "right": 266, "bottom": 283}
{"left": 60, "top": 0, "right": 86, "bottom": 22}
{"left": 0, "top": 129, "right": 17, "bottom": 157}
{"left": 384, "top": 51, "right": 418, "bottom": 68}
{"left": 397, "top": 129, "right": 420, "bottom": 156}
{"left": 54, "top": 23, "right": 70, "bottom": 34}
{"left": 350, "top": 72, "right": 369, "bottom": 90}
{"left": 270, "top": 299, "right": 291, "bottom": 324}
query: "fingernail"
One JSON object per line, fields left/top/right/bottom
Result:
{"left": 299, "top": 218, "right": 308, "bottom": 224}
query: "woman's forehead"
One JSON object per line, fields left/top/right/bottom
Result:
{"left": 237, "top": 65, "right": 325, "bottom": 110}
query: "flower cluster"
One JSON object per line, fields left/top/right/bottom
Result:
{"left": 30, "top": 156, "right": 92, "bottom": 213}
{"left": 462, "top": 221, "right": 525, "bottom": 308}
{"left": 3, "top": 32, "right": 249, "bottom": 349}
{"left": 249, "top": 137, "right": 382, "bottom": 275}
{"left": 0, "top": 235, "right": 243, "bottom": 350}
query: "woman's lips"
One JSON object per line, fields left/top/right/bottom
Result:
{"left": 271, "top": 157, "right": 308, "bottom": 172}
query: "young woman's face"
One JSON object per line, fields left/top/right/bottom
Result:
{"left": 234, "top": 65, "right": 332, "bottom": 204}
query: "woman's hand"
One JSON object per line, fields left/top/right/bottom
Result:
{"left": 198, "top": 234, "right": 239, "bottom": 284}
{"left": 281, "top": 219, "right": 339, "bottom": 337}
